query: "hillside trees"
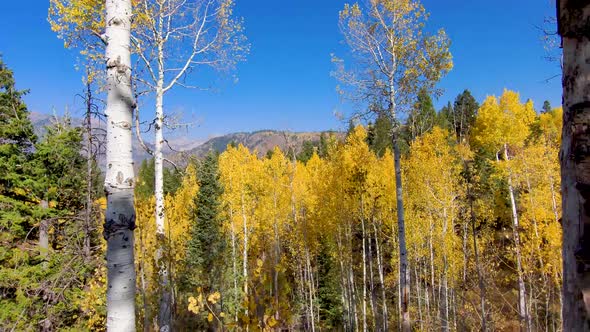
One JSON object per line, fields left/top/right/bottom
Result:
{"left": 0, "top": 59, "right": 98, "bottom": 330}
{"left": 334, "top": 0, "right": 452, "bottom": 328}
{"left": 121, "top": 93, "right": 566, "bottom": 330}
{"left": 472, "top": 90, "right": 536, "bottom": 331}
{"left": 403, "top": 127, "right": 463, "bottom": 331}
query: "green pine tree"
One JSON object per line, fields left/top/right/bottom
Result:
{"left": 184, "top": 152, "right": 226, "bottom": 292}
{"left": 406, "top": 87, "right": 436, "bottom": 141}
{"left": 135, "top": 157, "right": 182, "bottom": 199}
{"left": 368, "top": 112, "right": 393, "bottom": 157}
{"left": 0, "top": 58, "right": 93, "bottom": 330}
{"left": 542, "top": 100, "right": 552, "bottom": 113}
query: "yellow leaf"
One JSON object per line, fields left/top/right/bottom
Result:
{"left": 207, "top": 291, "right": 221, "bottom": 304}
{"left": 188, "top": 296, "right": 200, "bottom": 314}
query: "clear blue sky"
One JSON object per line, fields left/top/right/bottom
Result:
{"left": 1, "top": 0, "right": 560, "bottom": 140}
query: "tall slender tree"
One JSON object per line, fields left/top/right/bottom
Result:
{"left": 333, "top": 1, "right": 452, "bottom": 329}
{"left": 130, "top": 2, "right": 247, "bottom": 326}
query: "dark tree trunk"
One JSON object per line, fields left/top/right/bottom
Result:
{"left": 557, "top": 2, "right": 590, "bottom": 331}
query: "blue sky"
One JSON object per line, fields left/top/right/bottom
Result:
{"left": 1, "top": 0, "right": 560, "bottom": 140}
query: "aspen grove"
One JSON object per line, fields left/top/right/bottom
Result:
{"left": 126, "top": 89, "right": 564, "bottom": 331}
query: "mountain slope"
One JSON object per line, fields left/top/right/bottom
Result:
{"left": 30, "top": 113, "right": 342, "bottom": 167}
{"left": 183, "top": 130, "right": 342, "bottom": 159}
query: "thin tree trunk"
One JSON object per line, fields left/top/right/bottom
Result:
{"left": 103, "top": 1, "right": 136, "bottom": 330}
{"left": 305, "top": 247, "right": 316, "bottom": 332}
{"left": 393, "top": 135, "right": 410, "bottom": 332}
{"left": 503, "top": 145, "right": 530, "bottom": 332}
{"left": 415, "top": 259, "right": 424, "bottom": 331}
{"left": 360, "top": 199, "right": 368, "bottom": 332}
{"left": 557, "top": 2, "right": 590, "bottom": 330}
{"left": 429, "top": 215, "right": 437, "bottom": 316}
{"left": 348, "top": 223, "right": 359, "bottom": 332}
{"left": 467, "top": 162, "right": 488, "bottom": 331}
{"left": 153, "top": 5, "right": 172, "bottom": 329}
{"left": 368, "top": 227, "right": 376, "bottom": 331}
{"left": 229, "top": 204, "right": 239, "bottom": 324}
{"left": 240, "top": 191, "right": 249, "bottom": 328}
{"left": 337, "top": 227, "right": 351, "bottom": 332}
{"left": 424, "top": 259, "right": 431, "bottom": 327}
{"left": 373, "top": 220, "right": 388, "bottom": 332}
{"left": 272, "top": 189, "right": 281, "bottom": 322}
{"left": 84, "top": 79, "right": 93, "bottom": 260}
{"left": 441, "top": 209, "right": 449, "bottom": 332}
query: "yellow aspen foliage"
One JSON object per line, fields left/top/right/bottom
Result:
{"left": 472, "top": 89, "right": 536, "bottom": 154}
{"left": 404, "top": 127, "right": 464, "bottom": 281}
{"left": 165, "top": 164, "right": 199, "bottom": 262}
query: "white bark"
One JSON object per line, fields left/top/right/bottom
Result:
{"left": 502, "top": 145, "right": 530, "bottom": 332}
{"left": 154, "top": 37, "right": 172, "bottom": 332}
{"left": 373, "top": 221, "right": 388, "bottom": 332}
{"left": 393, "top": 131, "right": 411, "bottom": 332}
{"left": 103, "top": 1, "right": 137, "bottom": 330}
{"left": 360, "top": 200, "right": 367, "bottom": 332}
{"left": 240, "top": 190, "right": 249, "bottom": 326}
{"left": 229, "top": 205, "right": 239, "bottom": 323}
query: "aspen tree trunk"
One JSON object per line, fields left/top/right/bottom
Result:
{"left": 393, "top": 134, "right": 410, "bottom": 332}
{"left": 272, "top": 191, "right": 281, "bottom": 321}
{"left": 367, "top": 219, "right": 376, "bottom": 329}
{"left": 428, "top": 215, "right": 437, "bottom": 316}
{"left": 152, "top": 4, "right": 173, "bottom": 328}
{"left": 348, "top": 221, "right": 359, "bottom": 332}
{"left": 351, "top": 263, "right": 359, "bottom": 332}
{"left": 549, "top": 176, "right": 560, "bottom": 224}
{"left": 441, "top": 209, "right": 449, "bottom": 332}
{"left": 299, "top": 260, "right": 310, "bottom": 330}
{"left": 229, "top": 206, "right": 239, "bottom": 324}
{"left": 240, "top": 191, "right": 249, "bottom": 327}
{"left": 373, "top": 221, "right": 388, "bottom": 332}
{"left": 441, "top": 268, "right": 449, "bottom": 332}
{"left": 415, "top": 260, "right": 424, "bottom": 331}
{"left": 360, "top": 200, "right": 368, "bottom": 332}
{"left": 557, "top": 2, "right": 590, "bottom": 330}
{"left": 305, "top": 247, "right": 316, "bottom": 332}
{"left": 103, "top": 0, "right": 136, "bottom": 330}
{"left": 502, "top": 145, "right": 531, "bottom": 332}
{"left": 423, "top": 259, "right": 431, "bottom": 326}
{"left": 452, "top": 289, "right": 458, "bottom": 330}
{"left": 467, "top": 164, "right": 488, "bottom": 331}
{"left": 337, "top": 227, "right": 348, "bottom": 331}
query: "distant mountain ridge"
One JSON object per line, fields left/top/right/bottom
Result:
{"left": 29, "top": 113, "right": 341, "bottom": 166}
{"left": 183, "top": 130, "right": 342, "bottom": 159}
